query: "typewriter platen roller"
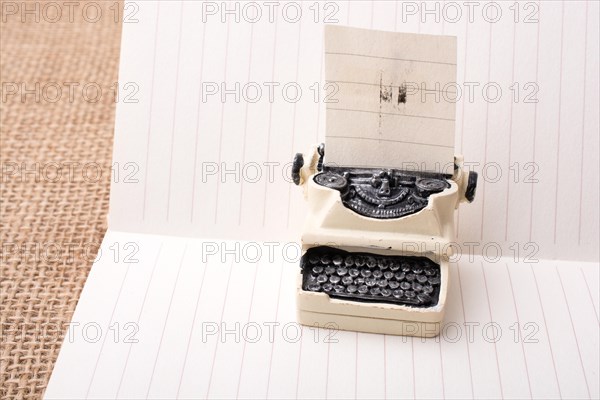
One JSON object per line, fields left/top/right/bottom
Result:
{"left": 292, "top": 146, "right": 477, "bottom": 337}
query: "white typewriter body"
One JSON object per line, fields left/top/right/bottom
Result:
{"left": 293, "top": 147, "right": 474, "bottom": 337}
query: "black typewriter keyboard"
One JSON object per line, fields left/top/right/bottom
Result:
{"left": 301, "top": 247, "right": 441, "bottom": 308}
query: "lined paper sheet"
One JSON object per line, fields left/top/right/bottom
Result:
{"left": 105, "top": 0, "right": 599, "bottom": 261}
{"left": 45, "top": 1, "right": 600, "bottom": 399}
{"left": 324, "top": 25, "right": 457, "bottom": 171}
{"left": 45, "top": 232, "right": 599, "bottom": 399}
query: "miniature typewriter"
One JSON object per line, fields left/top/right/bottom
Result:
{"left": 291, "top": 25, "right": 476, "bottom": 337}
{"left": 291, "top": 148, "right": 476, "bottom": 337}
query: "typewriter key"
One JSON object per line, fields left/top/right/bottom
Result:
{"left": 342, "top": 276, "right": 353, "bottom": 285}
{"left": 332, "top": 255, "right": 343, "bottom": 265}
{"left": 348, "top": 268, "right": 359, "bottom": 277}
{"left": 312, "top": 266, "right": 324, "bottom": 274}
{"left": 417, "top": 293, "right": 431, "bottom": 303}
{"left": 366, "top": 257, "right": 376, "bottom": 268}
{"left": 354, "top": 277, "right": 365, "bottom": 285}
{"left": 405, "top": 290, "right": 416, "bottom": 298}
{"left": 344, "top": 256, "right": 354, "bottom": 266}
{"left": 309, "top": 255, "right": 319, "bottom": 265}
{"left": 384, "top": 271, "right": 394, "bottom": 280}
{"left": 308, "top": 283, "right": 321, "bottom": 291}
{"left": 401, "top": 264, "right": 411, "bottom": 272}
{"left": 429, "top": 277, "right": 441, "bottom": 285}
{"left": 334, "top": 285, "right": 345, "bottom": 293}
{"left": 417, "top": 275, "right": 428, "bottom": 283}
{"left": 317, "top": 274, "right": 328, "bottom": 283}
{"left": 347, "top": 285, "right": 358, "bottom": 293}
{"left": 378, "top": 279, "right": 388, "bottom": 287}
{"left": 388, "top": 281, "right": 400, "bottom": 289}
{"left": 412, "top": 282, "right": 423, "bottom": 292}
{"left": 377, "top": 259, "right": 388, "bottom": 269}
{"left": 381, "top": 288, "right": 392, "bottom": 297}
{"left": 365, "top": 277, "right": 376, "bottom": 287}
{"left": 337, "top": 267, "right": 348, "bottom": 276}
{"left": 370, "top": 287, "right": 381, "bottom": 296}
{"left": 329, "top": 275, "right": 341, "bottom": 284}
{"left": 425, "top": 268, "right": 436, "bottom": 276}
{"left": 400, "top": 282, "right": 411, "bottom": 290}
{"left": 358, "top": 285, "right": 369, "bottom": 294}
{"left": 392, "top": 289, "right": 404, "bottom": 298}
{"left": 412, "top": 267, "right": 423, "bottom": 274}
{"left": 321, "top": 255, "right": 331, "bottom": 264}
{"left": 360, "top": 269, "right": 372, "bottom": 278}
{"left": 395, "top": 272, "right": 406, "bottom": 280}
{"left": 355, "top": 257, "right": 365, "bottom": 267}
{"left": 322, "top": 283, "right": 333, "bottom": 292}
{"left": 406, "top": 274, "right": 416, "bottom": 282}
{"left": 372, "top": 269, "right": 383, "bottom": 278}
{"left": 389, "top": 263, "right": 400, "bottom": 271}
{"left": 325, "top": 266, "right": 336, "bottom": 275}
{"left": 423, "top": 285, "right": 434, "bottom": 294}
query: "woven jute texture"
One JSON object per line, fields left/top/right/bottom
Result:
{"left": 1, "top": 2, "right": 122, "bottom": 398}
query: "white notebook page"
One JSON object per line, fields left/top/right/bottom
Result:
{"left": 45, "top": 1, "right": 599, "bottom": 399}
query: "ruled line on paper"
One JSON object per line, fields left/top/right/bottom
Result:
{"left": 326, "top": 135, "right": 454, "bottom": 149}
{"left": 165, "top": 0, "right": 185, "bottom": 223}
{"left": 325, "top": 51, "right": 457, "bottom": 66}
{"left": 326, "top": 107, "right": 455, "bottom": 122}
{"left": 580, "top": 268, "right": 599, "bottom": 325}
{"left": 577, "top": 0, "right": 590, "bottom": 245}
{"left": 478, "top": 21, "right": 494, "bottom": 241}
{"left": 528, "top": 0, "right": 542, "bottom": 244}
{"left": 146, "top": 244, "right": 188, "bottom": 397}
{"left": 455, "top": 263, "right": 475, "bottom": 398}
{"left": 176, "top": 258, "right": 209, "bottom": 398}
{"left": 553, "top": 0, "right": 566, "bottom": 245}
{"left": 116, "top": 243, "right": 163, "bottom": 397}
{"left": 260, "top": 16, "right": 279, "bottom": 229}
{"left": 141, "top": 2, "right": 162, "bottom": 222}
{"left": 480, "top": 262, "right": 505, "bottom": 398}
{"left": 237, "top": 23, "right": 256, "bottom": 227}
{"left": 189, "top": 18, "right": 208, "bottom": 224}
{"left": 530, "top": 264, "right": 563, "bottom": 397}
{"left": 326, "top": 79, "right": 458, "bottom": 95}
{"left": 205, "top": 260, "right": 235, "bottom": 398}
{"left": 212, "top": 20, "right": 231, "bottom": 225}
{"left": 85, "top": 260, "right": 134, "bottom": 398}
{"left": 556, "top": 267, "right": 592, "bottom": 398}
{"left": 285, "top": 15, "right": 304, "bottom": 230}
{"left": 505, "top": 263, "right": 533, "bottom": 399}
{"left": 504, "top": 17, "right": 518, "bottom": 242}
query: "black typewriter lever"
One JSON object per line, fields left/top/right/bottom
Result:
{"left": 465, "top": 171, "right": 478, "bottom": 202}
{"left": 316, "top": 143, "right": 325, "bottom": 172}
{"left": 291, "top": 153, "right": 304, "bottom": 185}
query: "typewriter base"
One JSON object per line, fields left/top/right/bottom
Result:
{"left": 297, "top": 309, "right": 441, "bottom": 337}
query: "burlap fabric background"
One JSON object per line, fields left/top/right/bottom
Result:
{"left": 1, "top": 2, "right": 122, "bottom": 398}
